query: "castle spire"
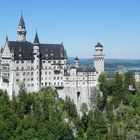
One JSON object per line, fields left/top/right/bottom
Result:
{"left": 34, "top": 31, "right": 40, "bottom": 45}
{"left": 17, "top": 12, "right": 27, "bottom": 42}
{"left": 18, "top": 12, "right": 25, "bottom": 29}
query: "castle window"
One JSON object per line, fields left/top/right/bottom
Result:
{"left": 16, "top": 72, "right": 19, "bottom": 76}
{"left": 22, "top": 67, "right": 24, "bottom": 70}
{"left": 54, "top": 77, "right": 56, "bottom": 80}
{"left": 22, "top": 60, "right": 24, "bottom": 63}
{"left": 23, "top": 72, "right": 26, "bottom": 76}
{"left": 42, "top": 83, "right": 43, "bottom": 85}
{"left": 43, "top": 60, "right": 45, "bottom": 63}
{"left": 16, "top": 61, "right": 19, "bottom": 64}
{"left": 45, "top": 66, "right": 47, "bottom": 69}
{"left": 48, "top": 60, "right": 51, "bottom": 63}
{"left": 45, "top": 72, "right": 47, "bottom": 74}
{"left": 31, "top": 60, "right": 34, "bottom": 63}
{"left": 16, "top": 67, "right": 19, "bottom": 70}
{"left": 16, "top": 79, "right": 19, "bottom": 82}
{"left": 31, "top": 72, "right": 33, "bottom": 75}
{"left": 31, "top": 78, "right": 33, "bottom": 81}
{"left": 23, "top": 78, "right": 25, "bottom": 81}
{"left": 45, "top": 82, "right": 47, "bottom": 86}
{"left": 57, "top": 77, "right": 59, "bottom": 80}
{"left": 58, "top": 61, "right": 61, "bottom": 64}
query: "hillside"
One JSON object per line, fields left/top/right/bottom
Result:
{"left": 0, "top": 72, "right": 140, "bottom": 139}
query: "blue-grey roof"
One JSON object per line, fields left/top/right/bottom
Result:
{"left": 7, "top": 41, "right": 67, "bottom": 60}
{"left": 18, "top": 14, "right": 25, "bottom": 29}
{"left": 34, "top": 32, "right": 40, "bottom": 44}
{"left": 95, "top": 42, "right": 103, "bottom": 48}
{"left": 74, "top": 57, "right": 79, "bottom": 60}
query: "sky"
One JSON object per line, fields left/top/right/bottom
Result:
{"left": 0, "top": 0, "right": 140, "bottom": 59}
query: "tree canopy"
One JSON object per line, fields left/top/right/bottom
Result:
{"left": 0, "top": 72, "right": 140, "bottom": 139}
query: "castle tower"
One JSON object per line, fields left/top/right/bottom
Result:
{"left": 33, "top": 31, "right": 41, "bottom": 91}
{"left": 74, "top": 57, "right": 80, "bottom": 68}
{"left": 17, "top": 13, "right": 26, "bottom": 42}
{"left": 93, "top": 43, "right": 105, "bottom": 75}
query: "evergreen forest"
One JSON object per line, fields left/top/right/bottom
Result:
{"left": 0, "top": 72, "right": 140, "bottom": 140}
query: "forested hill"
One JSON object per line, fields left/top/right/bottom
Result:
{"left": 0, "top": 72, "right": 140, "bottom": 139}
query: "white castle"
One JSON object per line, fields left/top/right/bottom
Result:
{"left": 0, "top": 14, "right": 105, "bottom": 110}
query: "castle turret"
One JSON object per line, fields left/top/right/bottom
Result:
{"left": 74, "top": 57, "right": 80, "bottom": 68}
{"left": 93, "top": 43, "right": 105, "bottom": 75}
{"left": 17, "top": 13, "right": 26, "bottom": 42}
{"left": 33, "top": 31, "right": 41, "bottom": 91}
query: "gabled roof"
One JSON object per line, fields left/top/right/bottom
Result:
{"left": 7, "top": 41, "right": 66, "bottom": 60}
{"left": 8, "top": 41, "right": 34, "bottom": 60}
{"left": 40, "top": 44, "right": 66, "bottom": 59}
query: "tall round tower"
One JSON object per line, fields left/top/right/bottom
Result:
{"left": 93, "top": 42, "right": 105, "bottom": 75}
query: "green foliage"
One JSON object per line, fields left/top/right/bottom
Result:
{"left": 0, "top": 88, "right": 75, "bottom": 140}
{"left": 0, "top": 71, "right": 140, "bottom": 140}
